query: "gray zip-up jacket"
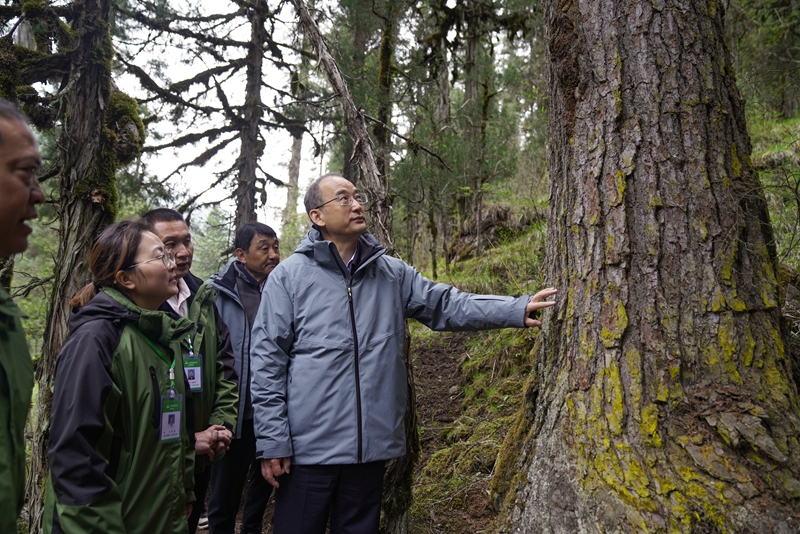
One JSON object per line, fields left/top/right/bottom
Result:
{"left": 250, "top": 228, "right": 530, "bottom": 465}
{"left": 207, "top": 260, "right": 256, "bottom": 439}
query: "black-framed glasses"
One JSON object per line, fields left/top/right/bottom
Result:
{"left": 126, "top": 250, "right": 176, "bottom": 270}
{"left": 313, "top": 192, "right": 368, "bottom": 210}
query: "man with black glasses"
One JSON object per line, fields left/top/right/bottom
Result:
{"left": 250, "top": 173, "right": 558, "bottom": 534}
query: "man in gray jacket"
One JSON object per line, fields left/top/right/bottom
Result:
{"left": 250, "top": 173, "right": 557, "bottom": 534}
{"left": 206, "top": 221, "right": 280, "bottom": 534}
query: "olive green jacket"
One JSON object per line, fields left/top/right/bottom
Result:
{"left": 0, "top": 286, "right": 33, "bottom": 534}
{"left": 44, "top": 289, "right": 197, "bottom": 534}
{"left": 171, "top": 273, "right": 239, "bottom": 472}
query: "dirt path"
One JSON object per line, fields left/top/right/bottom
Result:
{"left": 410, "top": 331, "right": 498, "bottom": 533}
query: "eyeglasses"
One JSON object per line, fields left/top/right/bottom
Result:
{"left": 126, "top": 250, "right": 176, "bottom": 270}
{"left": 313, "top": 192, "right": 368, "bottom": 210}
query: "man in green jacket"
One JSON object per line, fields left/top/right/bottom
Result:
{"left": 0, "top": 98, "right": 45, "bottom": 533}
{"left": 142, "top": 208, "right": 239, "bottom": 534}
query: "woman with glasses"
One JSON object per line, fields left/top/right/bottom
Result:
{"left": 44, "top": 219, "right": 197, "bottom": 534}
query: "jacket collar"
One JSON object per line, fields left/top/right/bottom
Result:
{"left": 299, "top": 227, "right": 386, "bottom": 276}
{"left": 104, "top": 287, "right": 194, "bottom": 346}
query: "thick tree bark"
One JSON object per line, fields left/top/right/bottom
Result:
{"left": 27, "top": 1, "right": 122, "bottom": 530}
{"left": 494, "top": 1, "right": 800, "bottom": 532}
{"left": 234, "top": 0, "right": 269, "bottom": 230}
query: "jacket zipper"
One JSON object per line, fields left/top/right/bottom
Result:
{"left": 149, "top": 367, "right": 161, "bottom": 429}
{"left": 189, "top": 288, "right": 214, "bottom": 347}
{"left": 347, "top": 285, "right": 363, "bottom": 464}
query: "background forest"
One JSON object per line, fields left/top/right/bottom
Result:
{"left": 2, "top": 0, "right": 799, "bottom": 532}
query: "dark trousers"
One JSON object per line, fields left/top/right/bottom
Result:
{"left": 208, "top": 420, "right": 272, "bottom": 534}
{"left": 272, "top": 461, "right": 385, "bottom": 534}
{"left": 188, "top": 466, "right": 212, "bottom": 534}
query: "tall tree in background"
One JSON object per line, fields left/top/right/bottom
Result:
{"left": 116, "top": 0, "right": 300, "bottom": 227}
{"left": 493, "top": 0, "right": 800, "bottom": 531}
{"left": 280, "top": 0, "right": 315, "bottom": 248}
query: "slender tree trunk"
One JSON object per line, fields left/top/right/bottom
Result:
{"left": 427, "top": 210, "right": 438, "bottom": 280}
{"left": 282, "top": 0, "right": 312, "bottom": 235}
{"left": 493, "top": 1, "right": 800, "bottom": 532}
{"left": 234, "top": 0, "right": 269, "bottom": 230}
{"left": 27, "top": 1, "right": 120, "bottom": 530}
{"left": 290, "top": 0, "right": 393, "bottom": 249}
{"left": 342, "top": 14, "right": 368, "bottom": 185}
{"left": 428, "top": 19, "right": 449, "bottom": 282}
{"left": 283, "top": 133, "right": 302, "bottom": 223}
{"left": 374, "top": 0, "right": 395, "bottom": 181}
{"left": 463, "top": 25, "right": 480, "bottom": 249}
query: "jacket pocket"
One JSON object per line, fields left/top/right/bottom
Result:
{"left": 149, "top": 366, "right": 160, "bottom": 429}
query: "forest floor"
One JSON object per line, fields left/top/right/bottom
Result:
{"left": 408, "top": 330, "right": 500, "bottom": 533}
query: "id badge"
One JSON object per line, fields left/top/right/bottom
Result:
{"left": 183, "top": 354, "right": 203, "bottom": 392}
{"left": 160, "top": 394, "right": 183, "bottom": 444}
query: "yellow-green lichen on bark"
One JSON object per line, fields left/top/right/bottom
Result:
{"left": 718, "top": 313, "right": 743, "bottom": 384}
{"left": 742, "top": 324, "right": 756, "bottom": 367}
{"left": 731, "top": 143, "right": 742, "bottom": 178}
{"left": 604, "top": 356, "right": 624, "bottom": 435}
{"left": 719, "top": 238, "right": 738, "bottom": 282}
{"left": 601, "top": 297, "right": 628, "bottom": 348}
{"left": 624, "top": 346, "right": 643, "bottom": 414}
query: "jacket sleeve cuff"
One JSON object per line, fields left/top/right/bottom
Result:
{"left": 515, "top": 296, "right": 531, "bottom": 327}
{"left": 256, "top": 442, "right": 294, "bottom": 460}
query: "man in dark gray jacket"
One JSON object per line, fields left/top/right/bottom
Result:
{"left": 250, "top": 173, "right": 558, "bottom": 534}
{"left": 206, "top": 221, "right": 280, "bottom": 534}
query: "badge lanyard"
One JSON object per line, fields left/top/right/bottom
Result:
{"left": 133, "top": 328, "right": 182, "bottom": 444}
{"left": 183, "top": 336, "right": 203, "bottom": 393}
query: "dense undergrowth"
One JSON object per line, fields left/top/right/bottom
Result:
{"left": 750, "top": 113, "right": 800, "bottom": 269}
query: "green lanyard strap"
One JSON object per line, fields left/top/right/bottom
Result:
{"left": 133, "top": 327, "right": 177, "bottom": 397}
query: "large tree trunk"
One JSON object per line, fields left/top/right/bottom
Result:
{"left": 234, "top": 0, "right": 269, "bottom": 230}
{"left": 493, "top": 1, "right": 800, "bottom": 532}
{"left": 27, "top": 1, "right": 123, "bottom": 530}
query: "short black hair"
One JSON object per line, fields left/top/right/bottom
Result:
{"left": 303, "top": 172, "right": 347, "bottom": 215}
{"left": 140, "top": 208, "right": 185, "bottom": 231}
{"left": 0, "top": 98, "right": 30, "bottom": 144}
{"left": 235, "top": 221, "right": 277, "bottom": 250}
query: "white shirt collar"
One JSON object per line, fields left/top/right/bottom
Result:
{"left": 166, "top": 278, "right": 191, "bottom": 318}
